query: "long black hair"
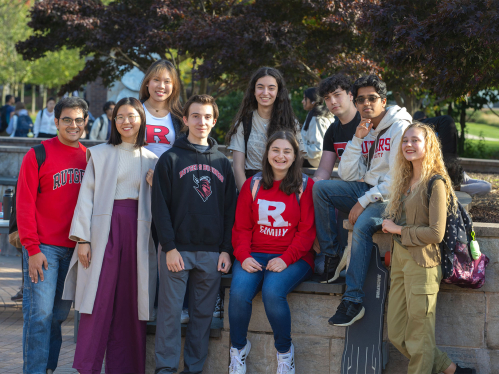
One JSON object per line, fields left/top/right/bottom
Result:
{"left": 225, "top": 67, "right": 297, "bottom": 145}
{"left": 303, "top": 87, "right": 329, "bottom": 131}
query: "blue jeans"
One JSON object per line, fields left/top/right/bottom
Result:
{"left": 229, "top": 253, "right": 312, "bottom": 353}
{"left": 313, "top": 180, "right": 387, "bottom": 304}
{"left": 22, "top": 244, "right": 74, "bottom": 374}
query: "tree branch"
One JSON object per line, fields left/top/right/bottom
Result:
{"left": 486, "top": 104, "right": 499, "bottom": 119}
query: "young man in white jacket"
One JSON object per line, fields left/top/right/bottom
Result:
{"left": 313, "top": 75, "right": 412, "bottom": 326}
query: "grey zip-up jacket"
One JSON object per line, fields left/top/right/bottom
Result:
{"left": 338, "top": 106, "right": 412, "bottom": 208}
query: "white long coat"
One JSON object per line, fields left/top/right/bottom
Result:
{"left": 62, "top": 143, "right": 158, "bottom": 321}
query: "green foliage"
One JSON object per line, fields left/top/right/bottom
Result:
{"left": 29, "top": 47, "right": 85, "bottom": 89}
{"left": 212, "top": 91, "right": 244, "bottom": 144}
{"left": 291, "top": 90, "right": 308, "bottom": 125}
{"left": 461, "top": 135, "right": 499, "bottom": 160}
{"left": 0, "top": 0, "right": 85, "bottom": 91}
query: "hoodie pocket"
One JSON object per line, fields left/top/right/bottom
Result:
{"left": 176, "top": 213, "right": 221, "bottom": 245}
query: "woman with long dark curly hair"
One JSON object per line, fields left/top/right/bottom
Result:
{"left": 226, "top": 67, "right": 303, "bottom": 191}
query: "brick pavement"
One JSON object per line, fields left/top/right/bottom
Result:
{"left": 0, "top": 255, "right": 104, "bottom": 374}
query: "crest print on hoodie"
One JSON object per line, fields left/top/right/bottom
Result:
{"left": 193, "top": 174, "right": 212, "bottom": 202}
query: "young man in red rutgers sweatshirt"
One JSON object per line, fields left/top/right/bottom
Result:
{"left": 17, "top": 97, "right": 88, "bottom": 374}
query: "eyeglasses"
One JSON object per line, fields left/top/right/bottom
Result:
{"left": 60, "top": 117, "right": 85, "bottom": 126}
{"left": 355, "top": 95, "right": 382, "bottom": 105}
{"left": 115, "top": 115, "right": 140, "bottom": 124}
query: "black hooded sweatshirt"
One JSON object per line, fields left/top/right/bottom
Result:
{"left": 152, "top": 134, "right": 237, "bottom": 254}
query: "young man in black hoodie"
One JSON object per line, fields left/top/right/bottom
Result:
{"left": 152, "top": 94, "right": 237, "bottom": 374}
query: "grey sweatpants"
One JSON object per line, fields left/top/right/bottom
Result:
{"left": 155, "top": 251, "right": 221, "bottom": 374}
{"left": 461, "top": 171, "right": 492, "bottom": 196}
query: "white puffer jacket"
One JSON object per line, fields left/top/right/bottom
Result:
{"left": 338, "top": 105, "right": 412, "bottom": 208}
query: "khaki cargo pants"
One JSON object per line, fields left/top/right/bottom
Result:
{"left": 387, "top": 241, "right": 453, "bottom": 374}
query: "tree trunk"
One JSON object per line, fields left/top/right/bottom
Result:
{"left": 1, "top": 85, "right": 6, "bottom": 106}
{"left": 199, "top": 78, "right": 208, "bottom": 95}
{"left": 42, "top": 86, "right": 47, "bottom": 106}
{"left": 31, "top": 85, "right": 36, "bottom": 114}
{"left": 447, "top": 102, "right": 453, "bottom": 116}
{"left": 392, "top": 89, "right": 422, "bottom": 115}
{"left": 435, "top": 107, "right": 441, "bottom": 116}
{"left": 458, "top": 101, "right": 466, "bottom": 155}
{"left": 20, "top": 84, "right": 25, "bottom": 102}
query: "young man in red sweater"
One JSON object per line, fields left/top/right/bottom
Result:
{"left": 17, "top": 97, "right": 88, "bottom": 374}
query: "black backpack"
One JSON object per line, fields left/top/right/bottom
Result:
{"left": 427, "top": 175, "right": 489, "bottom": 288}
{"left": 9, "top": 144, "right": 46, "bottom": 249}
{"left": 0, "top": 105, "right": 9, "bottom": 132}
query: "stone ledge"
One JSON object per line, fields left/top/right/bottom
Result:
{"left": 220, "top": 273, "right": 346, "bottom": 295}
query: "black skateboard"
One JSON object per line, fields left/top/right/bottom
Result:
{"left": 341, "top": 243, "right": 389, "bottom": 374}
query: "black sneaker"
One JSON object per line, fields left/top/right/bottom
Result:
{"left": 319, "top": 251, "right": 348, "bottom": 284}
{"left": 213, "top": 293, "right": 223, "bottom": 318}
{"left": 11, "top": 287, "right": 23, "bottom": 302}
{"left": 328, "top": 299, "right": 365, "bottom": 327}
{"left": 455, "top": 364, "right": 476, "bottom": 374}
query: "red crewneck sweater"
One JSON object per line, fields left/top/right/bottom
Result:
{"left": 17, "top": 137, "right": 87, "bottom": 256}
{"left": 232, "top": 177, "right": 316, "bottom": 270}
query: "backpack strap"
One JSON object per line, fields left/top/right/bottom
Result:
{"left": 251, "top": 172, "right": 309, "bottom": 205}
{"left": 250, "top": 171, "right": 263, "bottom": 201}
{"left": 367, "top": 126, "right": 390, "bottom": 171}
{"left": 33, "top": 144, "right": 46, "bottom": 193}
{"left": 243, "top": 112, "right": 254, "bottom": 158}
{"left": 296, "top": 173, "right": 308, "bottom": 203}
{"left": 427, "top": 174, "right": 445, "bottom": 200}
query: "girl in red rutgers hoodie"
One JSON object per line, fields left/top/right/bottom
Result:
{"left": 228, "top": 131, "right": 316, "bottom": 374}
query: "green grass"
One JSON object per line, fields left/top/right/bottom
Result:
{"left": 464, "top": 122, "right": 499, "bottom": 139}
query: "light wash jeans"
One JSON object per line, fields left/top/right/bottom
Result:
{"left": 313, "top": 180, "right": 386, "bottom": 304}
{"left": 22, "top": 244, "right": 74, "bottom": 374}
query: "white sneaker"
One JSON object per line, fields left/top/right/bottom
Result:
{"left": 181, "top": 309, "right": 190, "bottom": 324}
{"left": 276, "top": 343, "right": 295, "bottom": 374}
{"left": 46, "top": 370, "right": 54, "bottom": 374}
{"left": 229, "top": 340, "right": 251, "bottom": 374}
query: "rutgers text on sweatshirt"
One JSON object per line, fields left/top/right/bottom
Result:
{"left": 338, "top": 105, "right": 412, "bottom": 208}
{"left": 151, "top": 135, "right": 237, "bottom": 254}
{"left": 17, "top": 137, "right": 87, "bottom": 256}
{"left": 232, "top": 177, "right": 316, "bottom": 270}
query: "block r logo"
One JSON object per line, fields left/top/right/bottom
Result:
{"left": 146, "top": 124, "right": 171, "bottom": 144}
{"left": 257, "top": 199, "right": 289, "bottom": 227}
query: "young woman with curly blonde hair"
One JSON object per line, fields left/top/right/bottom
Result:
{"left": 382, "top": 122, "right": 475, "bottom": 374}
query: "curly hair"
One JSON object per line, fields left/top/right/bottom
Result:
{"left": 352, "top": 75, "right": 387, "bottom": 101}
{"left": 225, "top": 67, "right": 297, "bottom": 145}
{"left": 318, "top": 74, "right": 352, "bottom": 98}
{"left": 384, "top": 122, "right": 457, "bottom": 221}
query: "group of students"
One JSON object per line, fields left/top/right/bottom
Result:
{"left": 0, "top": 97, "right": 58, "bottom": 138}
{"left": 16, "top": 59, "right": 476, "bottom": 374}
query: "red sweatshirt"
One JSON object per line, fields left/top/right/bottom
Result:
{"left": 17, "top": 137, "right": 87, "bottom": 256}
{"left": 232, "top": 177, "right": 316, "bottom": 270}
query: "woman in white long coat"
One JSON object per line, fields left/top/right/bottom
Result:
{"left": 62, "top": 97, "right": 158, "bottom": 374}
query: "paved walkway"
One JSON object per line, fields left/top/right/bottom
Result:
{"left": 0, "top": 254, "right": 104, "bottom": 373}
